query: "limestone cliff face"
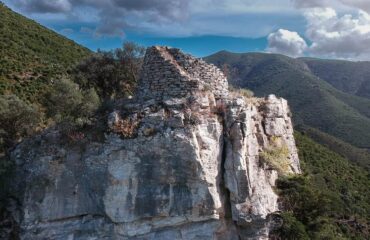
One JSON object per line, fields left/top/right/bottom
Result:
{"left": 8, "top": 46, "right": 300, "bottom": 239}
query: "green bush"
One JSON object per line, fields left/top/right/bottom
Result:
{"left": 0, "top": 94, "right": 41, "bottom": 151}
{"left": 73, "top": 42, "right": 145, "bottom": 100}
{"left": 275, "top": 212, "right": 310, "bottom": 240}
{"left": 45, "top": 78, "right": 100, "bottom": 131}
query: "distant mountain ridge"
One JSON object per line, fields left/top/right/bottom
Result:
{"left": 301, "top": 57, "right": 370, "bottom": 99}
{"left": 205, "top": 51, "right": 370, "bottom": 149}
{"left": 0, "top": 3, "right": 90, "bottom": 102}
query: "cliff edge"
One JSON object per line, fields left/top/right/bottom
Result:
{"left": 8, "top": 46, "right": 300, "bottom": 239}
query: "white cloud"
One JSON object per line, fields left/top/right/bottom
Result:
{"left": 304, "top": 7, "right": 337, "bottom": 22}
{"left": 305, "top": 8, "right": 370, "bottom": 59}
{"left": 267, "top": 29, "right": 307, "bottom": 57}
{"left": 267, "top": 7, "right": 370, "bottom": 59}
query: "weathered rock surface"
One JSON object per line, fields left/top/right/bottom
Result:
{"left": 7, "top": 46, "right": 300, "bottom": 239}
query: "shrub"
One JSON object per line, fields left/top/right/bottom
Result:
{"left": 239, "top": 88, "right": 254, "bottom": 98}
{"left": 0, "top": 94, "right": 41, "bottom": 151}
{"left": 276, "top": 176, "right": 333, "bottom": 223}
{"left": 260, "top": 144, "right": 291, "bottom": 175}
{"left": 229, "top": 86, "right": 254, "bottom": 98}
{"left": 72, "top": 42, "right": 145, "bottom": 100}
{"left": 273, "top": 212, "right": 310, "bottom": 240}
{"left": 44, "top": 78, "right": 100, "bottom": 131}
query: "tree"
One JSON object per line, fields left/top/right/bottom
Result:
{"left": 45, "top": 78, "right": 100, "bottom": 131}
{"left": 0, "top": 95, "right": 41, "bottom": 151}
{"left": 115, "top": 42, "right": 145, "bottom": 84}
{"left": 72, "top": 42, "right": 145, "bottom": 100}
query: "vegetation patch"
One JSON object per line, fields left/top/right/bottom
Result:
{"left": 297, "top": 125, "right": 370, "bottom": 171}
{"left": 72, "top": 42, "right": 145, "bottom": 100}
{"left": 0, "top": 3, "right": 90, "bottom": 103}
{"left": 44, "top": 78, "right": 100, "bottom": 131}
{"left": 260, "top": 143, "right": 291, "bottom": 175}
{"left": 272, "top": 212, "right": 310, "bottom": 240}
{"left": 229, "top": 85, "right": 254, "bottom": 98}
{"left": 273, "top": 132, "right": 370, "bottom": 239}
{"left": 0, "top": 94, "right": 41, "bottom": 152}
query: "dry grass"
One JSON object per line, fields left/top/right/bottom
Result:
{"left": 229, "top": 86, "right": 254, "bottom": 98}
{"left": 260, "top": 142, "right": 291, "bottom": 175}
{"left": 111, "top": 117, "right": 140, "bottom": 138}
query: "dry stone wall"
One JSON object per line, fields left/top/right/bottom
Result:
{"left": 138, "top": 46, "right": 228, "bottom": 101}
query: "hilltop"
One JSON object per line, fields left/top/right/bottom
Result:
{"left": 0, "top": 3, "right": 90, "bottom": 102}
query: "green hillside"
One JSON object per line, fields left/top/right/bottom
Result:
{"left": 297, "top": 126, "right": 370, "bottom": 171}
{"left": 275, "top": 132, "right": 370, "bottom": 239}
{"left": 0, "top": 3, "right": 91, "bottom": 102}
{"left": 302, "top": 58, "right": 370, "bottom": 99}
{"left": 205, "top": 51, "right": 370, "bottom": 149}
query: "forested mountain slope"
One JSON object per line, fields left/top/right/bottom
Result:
{"left": 301, "top": 58, "right": 370, "bottom": 99}
{"left": 0, "top": 3, "right": 90, "bottom": 102}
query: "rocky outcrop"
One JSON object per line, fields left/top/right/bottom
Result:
{"left": 7, "top": 46, "right": 300, "bottom": 239}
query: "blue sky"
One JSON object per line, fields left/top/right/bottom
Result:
{"left": 4, "top": 0, "right": 370, "bottom": 59}
{"left": 32, "top": 18, "right": 271, "bottom": 57}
